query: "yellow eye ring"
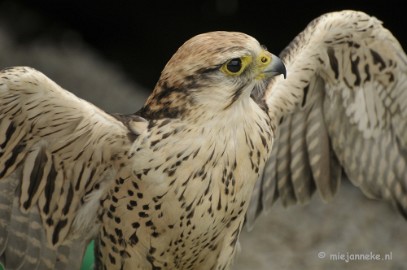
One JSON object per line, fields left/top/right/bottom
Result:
{"left": 225, "top": 58, "right": 242, "bottom": 73}
{"left": 220, "top": 55, "right": 252, "bottom": 76}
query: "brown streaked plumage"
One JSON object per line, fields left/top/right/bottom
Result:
{"left": 0, "top": 31, "right": 284, "bottom": 270}
{"left": 0, "top": 10, "right": 406, "bottom": 270}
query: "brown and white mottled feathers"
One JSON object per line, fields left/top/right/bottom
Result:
{"left": 0, "top": 32, "right": 285, "bottom": 269}
{"left": 246, "top": 10, "right": 407, "bottom": 226}
{"left": 4, "top": 9, "right": 406, "bottom": 270}
{"left": 0, "top": 67, "right": 145, "bottom": 269}
{"left": 96, "top": 32, "right": 284, "bottom": 270}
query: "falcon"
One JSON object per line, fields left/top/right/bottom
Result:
{"left": 0, "top": 10, "right": 406, "bottom": 270}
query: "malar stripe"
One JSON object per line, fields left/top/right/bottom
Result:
{"left": 224, "top": 84, "right": 246, "bottom": 110}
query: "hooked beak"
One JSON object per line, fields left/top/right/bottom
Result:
{"left": 264, "top": 54, "right": 286, "bottom": 79}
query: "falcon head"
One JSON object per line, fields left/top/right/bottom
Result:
{"left": 140, "top": 31, "right": 286, "bottom": 119}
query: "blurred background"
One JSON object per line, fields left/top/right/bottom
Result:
{"left": 1, "top": 1, "right": 406, "bottom": 92}
{"left": 0, "top": 1, "right": 406, "bottom": 269}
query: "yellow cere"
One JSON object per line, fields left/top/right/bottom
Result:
{"left": 257, "top": 51, "right": 271, "bottom": 67}
{"left": 256, "top": 50, "right": 272, "bottom": 80}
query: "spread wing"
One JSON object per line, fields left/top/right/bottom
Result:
{"left": 0, "top": 67, "right": 139, "bottom": 269}
{"left": 246, "top": 10, "right": 407, "bottom": 226}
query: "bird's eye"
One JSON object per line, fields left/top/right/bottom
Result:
{"left": 220, "top": 56, "right": 252, "bottom": 76}
{"left": 226, "top": 58, "right": 242, "bottom": 73}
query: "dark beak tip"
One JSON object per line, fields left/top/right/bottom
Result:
{"left": 282, "top": 66, "right": 287, "bottom": 79}
{"left": 271, "top": 54, "right": 286, "bottom": 79}
{"left": 279, "top": 60, "right": 287, "bottom": 79}
{"left": 272, "top": 63, "right": 286, "bottom": 79}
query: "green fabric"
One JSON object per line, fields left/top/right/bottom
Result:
{"left": 0, "top": 241, "right": 95, "bottom": 270}
{"left": 82, "top": 241, "right": 95, "bottom": 270}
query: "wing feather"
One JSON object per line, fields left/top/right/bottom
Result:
{"left": 289, "top": 95, "right": 314, "bottom": 204}
{"left": 0, "top": 67, "right": 138, "bottom": 269}
{"left": 304, "top": 77, "right": 342, "bottom": 201}
{"left": 275, "top": 118, "right": 296, "bottom": 204}
{"left": 247, "top": 10, "right": 407, "bottom": 224}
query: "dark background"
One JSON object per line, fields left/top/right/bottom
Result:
{"left": 1, "top": 0, "right": 405, "bottom": 91}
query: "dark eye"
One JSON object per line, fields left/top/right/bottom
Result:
{"left": 226, "top": 58, "right": 242, "bottom": 73}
